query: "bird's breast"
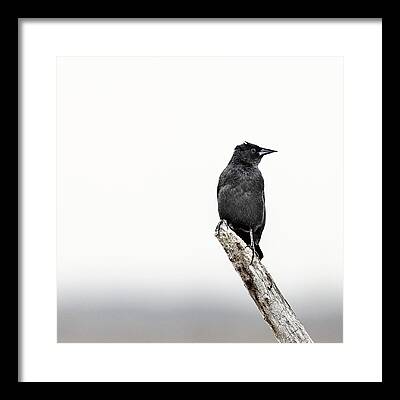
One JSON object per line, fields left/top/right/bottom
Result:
{"left": 217, "top": 169, "right": 265, "bottom": 230}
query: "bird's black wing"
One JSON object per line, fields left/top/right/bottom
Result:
{"left": 260, "top": 190, "right": 266, "bottom": 234}
{"left": 252, "top": 189, "right": 265, "bottom": 259}
{"left": 254, "top": 189, "right": 266, "bottom": 241}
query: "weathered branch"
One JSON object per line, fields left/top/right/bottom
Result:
{"left": 215, "top": 220, "right": 313, "bottom": 343}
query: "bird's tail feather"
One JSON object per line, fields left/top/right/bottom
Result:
{"left": 255, "top": 244, "right": 263, "bottom": 260}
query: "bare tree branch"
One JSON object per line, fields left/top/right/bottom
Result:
{"left": 215, "top": 220, "right": 313, "bottom": 343}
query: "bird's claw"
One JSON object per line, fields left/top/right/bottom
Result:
{"left": 215, "top": 220, "right": 227, "bottom": 236}
{"left": 244, "top": 244, "right": 256, "bottom": 265}
{"left": 250, "top": 249, "right": 255, "bottom": 265}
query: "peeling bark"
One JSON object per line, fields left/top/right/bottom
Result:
{"left": 215, "top": 220, "right": 313, "bottom": 343}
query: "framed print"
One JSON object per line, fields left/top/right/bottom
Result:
{"left": 19, "top": 18, "right": 382, "bottom": 382}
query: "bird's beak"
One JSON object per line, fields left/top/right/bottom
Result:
{"left": 259, "top": 148, "right": 277, "bottom": 156}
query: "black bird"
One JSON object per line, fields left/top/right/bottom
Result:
{"left": 217, "top": 141, "right": 277, "bottom": 263}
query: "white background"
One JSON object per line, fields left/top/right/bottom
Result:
{"left": 21, "top": 20, "right": 381, "bottom": 380}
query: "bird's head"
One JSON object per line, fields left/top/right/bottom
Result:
{"left": 232, "top": 141, "right": 277, "bottom": 166}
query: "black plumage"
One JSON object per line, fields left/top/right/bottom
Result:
{"left": 217, "top": 141, "right": 276, "bottom": 262}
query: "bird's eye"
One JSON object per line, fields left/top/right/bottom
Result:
{"left": 251, "top": 148, "right": 256, "bottom": 153}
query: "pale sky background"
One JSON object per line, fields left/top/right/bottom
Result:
{"left": 57, "top": 56, "right": 343, "bottom": 342}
